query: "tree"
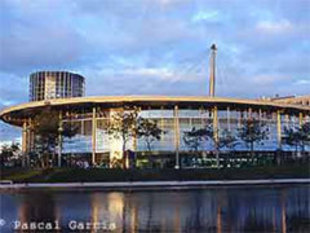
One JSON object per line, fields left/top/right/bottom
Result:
{"left": 183, "top": 124, "right": 238, "bottom": 168}
{"left": 107, "top": 106, "right": 140, "bottom": 168}
{"left": 282, "top": 122, "right": 310, "bottom": 158}
{"left": 238, "top": 118, "right": 269, "bottom": 161}
{"left": 59, "top": 121, "right": 80, "bottom": 167}
{"left": 189, "top": 125, "right": 238, "bottom": 168}
{"left": 137, "top": 118, "right": 165, "bottom": 167}
{"left": 33, "top": 108, "right": 78, "bottom": 167}
{"left": 299, "top": 122, "right": 310, "bottom": 155}
{"left": 10, "top": 143, "right": 20, "bottom": 154}
{"left": 218, "top": 129, "right": 238, "bottom": 151}
{"left": 183, "top": 126, "right": 210, "bottom": 167}
{"left": 33, "top": 110, "right": 59, "bottom": 167}
{"left": 62, "top": 121, "right": 80, "bottom": 138}
{"left": 217, "top": 129, "right": 239, "bottom": 167}
{"left": 183, "top": 127, "right": 209, "bottom": 154}
{"left": 0, "top": 142, "right": 20, "bottom": 167}
{"left": 199, "top": 124, "right": 221, "bottom": 168}
{"left": 137, "top": 118, "right": 165, "bottom": 152}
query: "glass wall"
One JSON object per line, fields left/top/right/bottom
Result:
{"left": 29, "top": 71, "right": 85, "bottom": 101}
{"left": 62, "top": 120, "right": 92, "bottom": 153}
{"left": 61, "top": 108, "right": 310, "bottom": 154}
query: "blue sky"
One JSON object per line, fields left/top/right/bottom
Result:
{"left": 0, "top": 0, "right": 309, "bottom": 142}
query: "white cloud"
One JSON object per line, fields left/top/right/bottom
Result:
{"left": 85, "top": 65, "right": 204, "bottom": 83}
{"left": 252, "top": 74, "right": 291, "bottom": 85}
{"left": 256, "top": 19, "right": 293, "bottom": 33}
{"left": 191, "top": 10, "right": 220, "bottom": 23}
{"left": 124, "top": 67, "right": 174, "bottom": 79}
{"left": 294, "top": 79, "right": 310, "bottom": 85}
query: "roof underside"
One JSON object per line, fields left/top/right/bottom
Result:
{"left": 1, "top": 96, "right": 310, "bottom": 126}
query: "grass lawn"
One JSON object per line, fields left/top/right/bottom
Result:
{"left": 1, "top": 163, "right": 309, "bottom": 183}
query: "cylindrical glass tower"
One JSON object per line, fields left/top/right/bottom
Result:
{"left": 29, "top": 71, "right": 85, "bottom": 101}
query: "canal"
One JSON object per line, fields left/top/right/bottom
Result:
{"left": 1, "top": 185, "right": 309, "bottom": 232}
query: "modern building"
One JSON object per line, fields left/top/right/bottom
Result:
{"left": 29, "top": 71, "right": 85, "bottom": 101}
{"left": 271, "top": 95, "right": 310, "bottom": 107}
{"left": 1, "top": 46, "right": 309, "bottom": 168}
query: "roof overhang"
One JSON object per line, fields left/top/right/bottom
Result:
{"left": 1, "top": 96, "right": 310, "bottom": 126}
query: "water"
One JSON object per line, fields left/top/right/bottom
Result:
{"left": 0, "top": 185, "right": 309, "bottom": 233}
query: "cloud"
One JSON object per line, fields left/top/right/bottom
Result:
{"left": 294, "top": 79, "right": 310, "bottom": 85}
{"left": 256, "top": 19, "right": 293, "bottom": 33}
{"left": 0, "top": 0, "right": 309, "bottom": 142}
{"left": 252, "top": 75, "right": 291, "bottom": 85}
{"left": 191, "top": 10, "right": 220, "bottom": 23}
{"left": 0, "top": 0, "right": 85, "bottom": 73}
{"left": 0, "top": 122, "right": 21, "bottom": 142}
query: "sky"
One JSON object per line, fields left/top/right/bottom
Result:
{"left": 0, "top": 0, "right": 309, "bottom": 142}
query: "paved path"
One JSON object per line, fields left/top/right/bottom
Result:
{"left": 0, "top": 178, "right": 309, "bottom": 191}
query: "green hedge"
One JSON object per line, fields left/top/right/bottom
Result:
{"left": 2, "top": 163, "right": 309, "bottom": 183}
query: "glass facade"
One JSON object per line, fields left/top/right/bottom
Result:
{"left": 29, "top": 71, "right": 85, "bottom": 101}
{"left": 61, "top": 108, "right": 310, "bottom": 154}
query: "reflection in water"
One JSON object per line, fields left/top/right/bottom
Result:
{"left": 1, "top": 185, "right": 309, "bottom": 233}
{"left": 281, "top": 190, "right": 287, "bottom": 233}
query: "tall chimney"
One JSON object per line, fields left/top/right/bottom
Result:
{"left": 209, "top": 44, "right": 217, "bottom": 97}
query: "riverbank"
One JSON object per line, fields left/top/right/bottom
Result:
{"left": 1, "top": 178, "right": 310, "bottom": 191}
{"left": 1, "top": 164, "right": 309, "bottom": 183}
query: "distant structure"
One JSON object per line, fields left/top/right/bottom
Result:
{"left": 259, "top": 95, "right": 310, "bottom": 107}
{"left": 209, "top": 44, "right": 217, "bottom": 97}
{"left": 271, "top": 95, "right": 310, "bottom": 107}
{"left": 29, "top": 71, "right": 85, "bottom": 101}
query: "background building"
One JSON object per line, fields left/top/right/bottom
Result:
{"left": 29, "top": 71, "right": 85, "bottom": 101}
{"left": 271, "top": 96, "right": 310, "bottom": 107}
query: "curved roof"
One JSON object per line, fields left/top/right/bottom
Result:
{"left": 1, "top": 96, "right": 310, "bottom": 126}
{"left": 30, "top": 70, "right": 85, "bottom": 79}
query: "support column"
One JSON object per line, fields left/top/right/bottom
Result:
{"left": 199, "top": 106, "right": 204, "bottom": 125}
{"left": 258, "top": 109, "right": 262, "bottom": 120}
{"left": 174, "top": 105, "right": 180, "bottom": 169}
{"left": 81, "top": 119, "right": 84, "bottom": 135}
{"left": 299, "top": 112, "right": 303, "bottom": 126}
{"left": 238, "top": 110, "right": 242, "bottom": 128}
{"left": 22, "top": 121, "right": 28, "bottom": 167}
{"left": 213, "top": 106, "right": 219, "bottom": 168}
{"left": 29, "top": 119, "right": 35, "bottom": 152}
{"left": 26, "top": 118, "right": 33, "bottom": 166}
{"left": 58, "top": 111, "right": 63, "bottom": 167}
{"left": 277, "top": 110, "right": 282, "bottom": 149}
{"left": 285, "top": 114, "right": 289, "bottom": 128}
{"left": 92, "top": 107, "right": 97, "bottom": 166}
{"left": 227, "top": 107, "right": 231, "bottom": 131}
{"left": 248, "top": 107, "right": 253, "bottom": 119}
{"left": 160, "top": 106, "right": 165, "bottom": 137}
{"left": 133, "top": 115, "right": 137, "bottom": 153}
